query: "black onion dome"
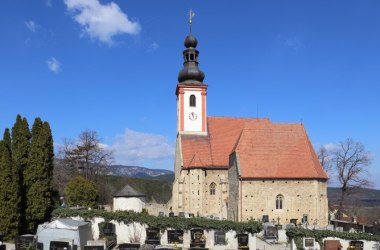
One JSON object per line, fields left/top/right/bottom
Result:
{"left": 178, "top": 33, "right": 205, "bottom": 84}
{"left": 184, "top": 34, "right": 198, "bottom": 48}
{"left": 178, "top": 63, "right": 205, "bottom": 83}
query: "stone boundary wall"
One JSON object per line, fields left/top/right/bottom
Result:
{"left": 290, "top": 237, "right": 379, "bottom": 250}
{"left": 73, "top": 216, "right": 256, "bottom": 249}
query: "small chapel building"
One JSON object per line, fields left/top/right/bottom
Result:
{"left": 170, "top": 26, "right": 329, "bottom": 226}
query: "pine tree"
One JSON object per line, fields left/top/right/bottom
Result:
{"left": 24, "top": 118, "right": 55, "bottom": 232}
{"left": 0, "top": 129, "right": 20, "bottom": 240}
{"left": 11, "top": 114, "right": 31, "bottom": 233}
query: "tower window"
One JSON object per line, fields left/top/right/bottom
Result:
{"left": 190, "top": 95, "right": 196, "bottom": 107}
{"left": 210, "top": 182, "right": 216, "bottom": 195}
{"left": 276, "top": 194, "right": 284, "bottom": 209}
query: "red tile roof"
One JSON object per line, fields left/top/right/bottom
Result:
{"left": 180, "top": 116, "right": 328, "bottom": 180}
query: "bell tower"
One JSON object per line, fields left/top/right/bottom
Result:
{"left": 176, "top": 9, "right": 208, "bottom": 135}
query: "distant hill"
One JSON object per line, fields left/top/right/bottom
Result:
{"left": 327, "top": 187, "right": 380, "bottom": 207}
{"left": 108, "top": 165, "right": 173, "bottom": 180}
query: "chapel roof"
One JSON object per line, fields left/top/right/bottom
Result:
{"left": 113, "top": 185, "right": 146, "bottom": 198}
{"left": 180, "top": 116, "right": 328, "bottom": 180}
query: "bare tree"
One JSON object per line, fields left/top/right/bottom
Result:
{"left": 331, "top": 138, "right": 372, "bottom": 211}
{"left": 59, "top": 130, "right": 113, "bottom": 180}
{"left": 317, "top": 145, "right": 333, "bottom": 176}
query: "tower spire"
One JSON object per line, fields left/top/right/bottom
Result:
{"left": 189, "top": 8, "right": 195, "bottom": 34}
{"left": 178, "top": 9, "right": 205, "bottom": 84}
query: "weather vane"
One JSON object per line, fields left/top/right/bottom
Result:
{"left": 189, "top": 8, "right": 195, "bottom": 33}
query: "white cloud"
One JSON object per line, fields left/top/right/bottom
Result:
{"left": 284, "top": 36, "right": 305, "bottom": 51}
{"left": 45, "top": 0, "right": 52, "bottom": 7}
{"left": 64, "top": 0, "right": 141, "bottom": 45}
{"left": 25, "top": 20, "right": 38, "bottom": 32}
{"left": 110, "top": 128, "right": 174, "bottom": 166}
{"left": 46, "top": 57, "right": 61, "bottom": 73}
{"left": 147, "top": 42, "right": 159, "bottom": 52}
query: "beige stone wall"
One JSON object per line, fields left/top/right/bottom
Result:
{"left": 239, "top": 179, "right": 328, "bottom": 226}
{"left": 171, "top": 167, "right": 229, "bottom": 218}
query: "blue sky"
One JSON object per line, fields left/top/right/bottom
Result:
{"left": 0, "top": 0, "right": 379, "bottom": 188}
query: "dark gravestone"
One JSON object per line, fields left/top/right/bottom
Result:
{"left": 145, "top": 227, "right": 160, "bottom": 245}
{"left": 37, "top": 242, "right": 44, "bottom": 250}
{"left": 118, "top": 243, "right": 140, "bottom": 250}
{"left": 265, "top": 226, "right": 277, "bottom": 239}
{"left": 290, "top": 219, "right": 297, "bottom": 225}
{"left": 0, "top": 233, "right": 3, "bottom": 242}
{"left": 190, "top": 228, "right": 206, "bottom": 248}
{"left": 262, "top": 215, "right": 269, "bottom": 223}
{"left": 214, "top": 231, "right": 226, "bottom": 245}
{"left": 188, "top": 213, "right": 195, "bottom": 218}
{"left": 102, "top": 223, "right": 115, "bottom": 235}
{"left": 275, "top": 224, "right": 282, "bottom": 230}
{"left": 0, "top": 246, "right": 5, "bottom": 250}
{"left": 237, "top": 234, "right": 249, "bottom": 249}
{"left": 84, "top": 246, "right": 104, "bottom": 250}
{"left": 167, "top": 230, "right": 183, "bottom": 244}
{"left": 50, "top": 241, "right": 70, "bottom": 250}
{"left": 169, "top": 212, "right": 174, "bottom": 217}
{"left": 16, "top": 235, "right": 36, "bottom": 250}
{"left": 349, "top": 241, "right": 364, "bottom": 250}
{"left": 304, "top": 238, "right": 314, "bottom": 248}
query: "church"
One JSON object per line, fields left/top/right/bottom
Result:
{"left": 169, "top": 22, "right": 329, "bottom": 227}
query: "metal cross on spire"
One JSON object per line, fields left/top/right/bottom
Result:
{"left": 189, "top": 8, "right": 195, "bottom": 33}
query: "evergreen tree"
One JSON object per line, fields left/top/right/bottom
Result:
{"left": 0, "top": 129, "right": 20, "bottom": 240}
{"left": 64, "top": 175, "right": 98, "bottom": 207}
{"left": 24, "top": 118, "right": 55, "bottom": 232}
{"left": 11, "top": 114, "right": 30, "bottom": 233}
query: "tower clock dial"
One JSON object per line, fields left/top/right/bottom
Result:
{"left": 189, "top": 112, "right": 198, "bottom": 120}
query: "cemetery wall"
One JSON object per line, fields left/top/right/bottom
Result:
{"left": 73, "top": 216, "right": 256, "bottom": 249}
{"left": 289, "top": 237, "right": 379, "bottom": 250}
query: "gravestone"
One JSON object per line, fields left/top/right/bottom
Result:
{"left": 37, "top": 242, "right": 44, "bottom": 250}
{"left": 265, "top": 226, "right": 277, "bottom": 239}
{"left": 190, "top": 228, "right": 206, "bottom": 248}
{"left": 324, "top": 240, "right": 342, "bottom": 250}
{"left": 49, "top": 241, "right": 70, "bottom": 250}
{"left": 16, "top": 235, "right": 36, "bottom": 250}
{"left": 290, "top": 219, "right": 297, "bottom": 225}
{"left": 275, "top": 224, "right": 282, "bottom": 230}
{"left": 303, "top": 238, "right": 314, "bottom": 249}
{"left": 188, "top": 213, "right": 195, "bottom": 218}
{"left": 102, "top": 223, "right": 115, "bottom": 235}
{"left": 214, "top": 231, "right": 226, "bottom": 245}
{"left": 285, "top": 223, "right": 295, "bottom": 229}
{"left": 84, "top": 246, "right": 104, "bottom": 250}
{"left": 262, "top": 215, "right": 269, "bottom": 223}
{"left": 349, "top": 241, "right": 364, "bottom": 250}
{"left": 169, "top": 212, "right": 174, "bottom": 217}
{"left": 145, "top": 227, "right": 160, "bottom": 245}
{"left": 118, "top": 243, "right": 140, "bottom": 250}
{"left": 167, "top": 230, "right": 183, "bottom": 244}
{"left": 158, "top": 211, "right": 164, "bottom": 217}
{"left": 178, "top": 212, "right": 185, "bottom": 218}
{"left": 237, "top": 233, "right": 249, "bottom": 249}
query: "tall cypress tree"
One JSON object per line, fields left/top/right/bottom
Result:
{"left": 0, "top": 129, "right": 20, "bottom": 240}
{"left": 24, "top": 118, "right": 55, "bottom": 232}
{"left": 11, "top": 114, "right": 30, "bottom": 233}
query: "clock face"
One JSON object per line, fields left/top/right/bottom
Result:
{"left": 189, "top": 112, "right": 198, "bottom": 121}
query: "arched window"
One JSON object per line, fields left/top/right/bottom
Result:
{"left": 210, "top": 182, "right": 216, "bottom": 195}
{"left": 276, "top": 194, "right": 284, "bottom": 209}
{"left": 190, "top": 95, "right": 196, "bottom": 107}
